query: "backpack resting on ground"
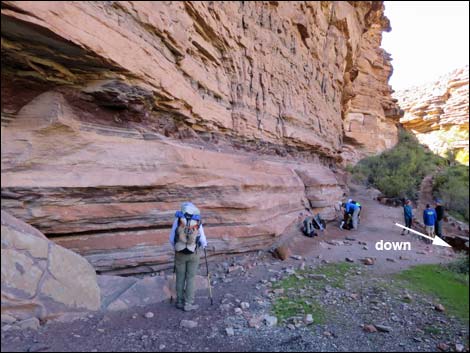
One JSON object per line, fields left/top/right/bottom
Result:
{"left": 302, "top": 213, "right": 326, "bottom": 237}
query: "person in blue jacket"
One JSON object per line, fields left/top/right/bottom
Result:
{"left": 401, "top": 199, "right": 413, "bottom": 235}
{"left": 423, "top": 204, "right": 437, "bottom": 242}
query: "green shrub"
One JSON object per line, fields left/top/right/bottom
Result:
{"left": 350, "top": 130, "right": 445, "bottom": 200}
{"left": 445, "top": 254, "right": 469, "bottom": 275}
{"left": 350, "top": 130, "right": 469, "bottom": 220}
{"left": 433, "top": 165, "right": 469, "bottom": 222}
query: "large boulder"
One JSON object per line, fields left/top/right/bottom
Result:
{"left": 1, "top": 211, "right": 101, "bottom": 323}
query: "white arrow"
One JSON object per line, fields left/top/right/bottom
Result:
{"left": 395, "top": 223, "right": 451, "bottom": 247}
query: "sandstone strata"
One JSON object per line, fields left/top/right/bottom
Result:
{"left": 2, "top": 91, "right": 345, "bottom": 275}
{"left": 395, "top": 66, "right": 469, "bottom": 165}
{"left": 1, "top": 211, "right": 101, "bottom": 323}
{"left": 1, "top": 2, "right": 399, "bottom": 275}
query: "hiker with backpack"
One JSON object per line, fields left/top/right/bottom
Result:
{"left": 169, "top": 202, "right": 207, "bottom": 311}
{"left": 342, "top": 200, "right": 360, "bottom": 230}
{"left": 339, "top": 202, "right": 353, "bottom": 230}
{"left": 351, "top": 200, "right": 362, "bottom": 224}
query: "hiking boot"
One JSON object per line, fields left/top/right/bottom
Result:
{"left": 176, "top": 302, "right": 184, "bottom": 310}
{"left": 184, "top": 303, "right": 199, "bottom": 312}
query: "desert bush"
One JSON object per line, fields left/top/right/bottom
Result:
{"left": 350, "top": 130, "right": 446, "bottom": 200}
{"left": 433, "top": 165, "right": 469, "bottom": 222}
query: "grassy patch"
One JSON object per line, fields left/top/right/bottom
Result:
{"left": 424, "top": 325, "right": 442, "bottom": 335}
{"left": 394, "top": 263, "right": 469, "bottom": 324}
{"left": 271, "top": 263, "right": 357, "bottom": 324}
{"left": 445, "top": 254, "right": 469, "bottom": 275}
{"left": 272, "top": 262, "right": 357, "bottom": 291}
{"left": 311, "top": 262, "right": 357, "bottom": 289}
{"left": 272, "top": 297, "right": 326, "bottom": 325}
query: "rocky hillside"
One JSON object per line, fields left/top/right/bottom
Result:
{"left": 1, "top": 1, "right": 400, "bottom": 275}
{"left": 395, "top": 66, "right": 469, "bottom": 165}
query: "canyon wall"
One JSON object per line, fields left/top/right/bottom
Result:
{"left": 1, "top": 1, "right": 399, "bottom": 275}
{"left": 395, "top": 66, "right": 469, "bottom": 165}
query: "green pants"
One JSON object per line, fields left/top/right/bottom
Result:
{"left": 175, "top": 251, "right": 200, "bottom": 305}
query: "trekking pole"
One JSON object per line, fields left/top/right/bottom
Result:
{"left": 204, "top": 247, "right": 213, "bottom": 305}
{"left": 170, "top": 251, "right": 176, "bottom": 303}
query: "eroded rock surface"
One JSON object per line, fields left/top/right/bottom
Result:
{"left": 1, "top": 1, "right": 399, "bottom": 274}
{"left": 395, "top": 66, "right": 469, "bottom": 165}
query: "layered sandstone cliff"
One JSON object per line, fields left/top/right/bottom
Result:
{"left": 395, "top": 66, "right": 469, "bottom": 165}
{"left": 1, "top": 1, "right": 399, "bottom": 275}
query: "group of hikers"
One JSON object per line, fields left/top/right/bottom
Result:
{"left": 338, "top": 199, "right": 362, "bottom": 231}
{"left": 401, "top": 198, "right": 446, "bottom": 241}
{"left": 169, "top": 200, "right": 333, "bottom": 312}
{"left": 169, "top": 197, "right": 447, "bottom": 312}
{"left": 300, "top": 198, "right": 362, "bottom": 237}
{"left": 169, "top": 201, "right": 330, "bottom": 313}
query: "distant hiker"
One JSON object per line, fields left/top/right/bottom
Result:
{"left": 169, "top": 202, "right": 207, "bottom": 311}
{"left": 434, "top": 199, "right": 445, "bottom": 238}
{"left": 401, "top": 199, "right": 413, "bottom": 235}
{"left": 351, "top": 200, "right": 362, "bottom": 224}
{"left": 423, "top": 204, "right": 437, "bottom": 241}
{"left": 339, "top": 203, "right": 353, "bottom": 230}
{"left": 344, "top": 200, "right": 360, "bottom": 230}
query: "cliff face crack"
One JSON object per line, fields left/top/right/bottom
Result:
{"left": 45, "top": 225, "right": 174, "bottom": 238}
{"left": 1, "top": 15, "right": 126, "bottom": 85}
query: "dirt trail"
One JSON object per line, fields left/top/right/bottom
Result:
{"left": 417, "top": 174, "right": 435, "bottom": 217}
{"left": 288, "top": 183, "right": 455, "bottom": 274}
{"left": 1, "top": 184, "right": 466, "bottom": 352}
